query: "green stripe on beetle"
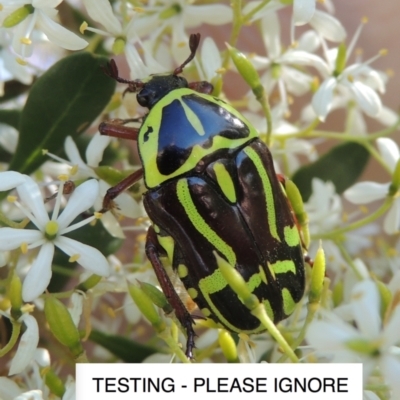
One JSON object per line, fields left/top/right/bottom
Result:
{"left": 176, "top": 178, "right": 237, "bottom": 266}
{"left": 243, "top": 146, "right": 280, "bottom": 242}
{"left": 213, "top": 162, "right": 236, "bottom": 203}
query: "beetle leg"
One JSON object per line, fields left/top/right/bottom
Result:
{"left": 99, "top": 120, "right": 140, "bottom": 141}
{"left": 101, "top": 169, "right": 143, "bottom": 212}
{"left": 188, "top": 81, "right": 214, "bottom": 94}
{"left": 146, "top": 226, "right": 196, "bottom": 359}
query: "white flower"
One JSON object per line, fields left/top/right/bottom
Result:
{"left": 123, "top": 0, "right": 232, "bottom": 65}
{"left": 306, "top": 280, "right": 400, "bottom": 397}
{"left": 312, "top": 21, "right": 386, "bottom": 121}
{"left": 248, "top": 11, "right": 328, "bottom": 114}
{"left": 43, "top": 134, "right": 144, "bottom": 238}
{"left": 0, "top": 172, "right": 110, "bottom": 301}
{"left": 1, "top": 0, "right": 87, "bottom": 63}
{"left": 82, "top": 0, "right": 166, "bottom": 78}
{"left": 344, "top": 138, "right": 400, "bottom": 234}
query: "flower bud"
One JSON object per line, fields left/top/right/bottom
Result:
{"left": 389, "top": 159, "right": 400, "bottom": 196}
{"left": 9, "top": 273, "right": 23, "bottom": 320}
{"left": 44, "top": 295, "right": 83, "bottom": 358}
{"left": 226, "top": 44, "right": 263, "bottom": 97}
{"left": 218, "top": 330, "right": 238, "bottom": 362}
{"left": 2, "top": 5, "right": 34, "bottom": 28}
{"left": 77, "top": 274, "right": 102, "bottom": 291}
{"left": 285, "top": 179, "right": 310, "bottom": 248}
{"left": 309, "top": 245, "right": 325, "bottom": 304}
{"left": 128, "top": 283, "right": 165, "bottom": 332}
{"left": 334, "top": 43, "right": 347, "bottom": 76}
{"left": 215, "top": 252, "right": 259, "bottom": 310}
{"left": 41, "top": 366, "right": 65, "bottom": 398}
{"left": 112, "top": 38, "right": 126, "bottom": 56}
{"left": 139, "top": 281, "right": 173, "bottom": 313}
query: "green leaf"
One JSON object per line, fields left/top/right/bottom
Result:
{"left": 292, "top": 142, "right": 370, "bottom": 201}
{"left": 0, "top": 109, "right": 21, "bottom": 130}
{"left": 89, "top": 330, "right": 159, "bottom": 362}
{"left": 9, "top": 52, "right": 116, "bottom": 175}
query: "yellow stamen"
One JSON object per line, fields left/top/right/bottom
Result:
{"left": 20, "top": 37, "right": 31, "bottom": 45}
{"left": 21, "top": 303, "right": 35, "bottom": 313}
{"left": 45, "top": 220, "right": 59, "bottom": 238}
{"left": 70, "top": 165, "right": 79, "bottom": 176}
{"left": 361, "top": 16, "right": 368, "bottom": 24}
{"left": 69, "top": 254, "right": 80, "bottom": 263}
{"left": 42, "top": 149, "right": 48, "bottom": 155}
{"left": 7, "top": 195, "right": 17, "bottom": 203}
{"left": 80, "top": 21, "right": 88, "bottom": 34}
{"left": 57, "top": 174, "right": 69, "bottom": 182}
{"left": 16, "top": 58, "right": 27, "bottom": 66}
{"left": 360, "top": 205, "right": 369, "bottom": 214}
{"left": 379, "top": 49, "right": 388, "bottom": 56}
{"left": 20, "top": 242, "right": 28, "bottom": 254}
{"left": 94, "top": 212, "right": 103, "bottom": 219}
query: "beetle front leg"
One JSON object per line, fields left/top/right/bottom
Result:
{"left": 145, "top": 226, "right": 196, "bottom": 359}
{"left": 101, "top": 169, "right": 143, "bottom": 212}
{"left": 99, "top": 119, "right": 140, "bottom": 141}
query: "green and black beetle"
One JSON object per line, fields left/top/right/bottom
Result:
{"left": 99, "top": 34, "right": 306, "bottom": 358}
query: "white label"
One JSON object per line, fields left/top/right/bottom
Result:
{"left": 76, "top": 363, "right": 363, "bottom": 400}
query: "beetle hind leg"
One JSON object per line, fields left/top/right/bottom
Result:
{"left": 145, "top": 226, "right": 196, "bottom": 359}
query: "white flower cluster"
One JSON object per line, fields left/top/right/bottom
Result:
{"left": 0, "top": 1, "right": 399, "bottom": 399}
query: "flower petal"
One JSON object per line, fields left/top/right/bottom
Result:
{"left": 64, "top": 136, "right": 86, "bottom": 169}
{"left": 86, "top": 133, "right": 111, "bottom": 168}
{"left": 380, "top": 354, "right": 400, "bottom": 400}
{"left": 8, "top": 315, "right": 39, "bottom": 375}
{"left": 200, "top": 37, "right": 222, "bottom": 82}
{"left": 36, "top": 11, "right": 88, "bottom": 50}
{"left": 383, "top": 305, "right": 400, "bottom": 347}
{"left": 55, "top": 236, "right": 110, "bottom": 276}
{"left": 383, "top": 199, "right": 400, "bottom": 234}
{"left": 309, "top": 10, "right": 346, "bottom": 42}
{"left": 344, "top": 181, "right": 389, "bottom": 204}
{"left": 351, "top": 280, "right": 381, "bottom": 338}
{"left": 261, "top": 11, "right": 281, "bottom": 59}
{"left": 374, "top": 106, "right": 399, "bottom": 127}
{"left": 0, "top": 171, "right": 26, "bottom": 190}
{"left": 297, "top": 30, "right": 320, "bottom": 53}
{"left": 183, "top": 4, "right": 233, "bottom": 27}
{"left": 0, "top": 228, "right": 43, "bottom": 251}
{"left": 0, "top": 377, "right": 23, "bottom": 400}
{"left": 345, "top": 80, "right": 382, "bottom": 117}
{"left": 306, "top": 316, "right": 358, "bottom": 350}
{"left": 293, "top": 0, "right": 316, "bottom": 26}
{"left": 82, "top": 0, "right": 122, "bottom": 36}
{"left": 311, "top": 77, "right": 337, "bottom": 121}
{"left": 99, "top": 212, "right": 125, "bottom": 239}
{"left": 376, "top": 138, "right": 399, "bottom": 172}
{"left": 280, "top": 50, "right": 330, "bottom": 76}
{"left": 17, "top": 176, "right": 49, "bottom": 229}
{"left": 22, "top": 242, "right": 54, "bottom": 301}
{"left": 56, "top": 179, "right": 99, "bottom": 229}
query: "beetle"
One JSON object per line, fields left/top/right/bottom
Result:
{"left": 99, "top": 33, "right": 306, "bottom": 359}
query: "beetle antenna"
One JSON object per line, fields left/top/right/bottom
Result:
{"left": 102, "top": 59, "right": 145, "bottom": 94}
{"left": 173, "top": 33, "right": 201, "bottom": 75}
